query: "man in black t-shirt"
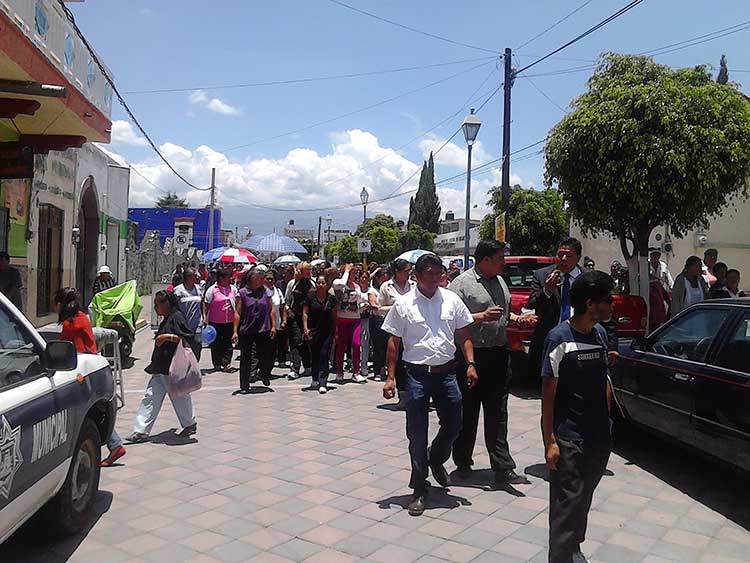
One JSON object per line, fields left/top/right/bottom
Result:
{"left": 541, "top": 270, "right": 615, "bottom": 563}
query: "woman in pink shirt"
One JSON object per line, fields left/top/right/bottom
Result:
{"left": 203, "top": 268, "right": 238, "bottom": 371}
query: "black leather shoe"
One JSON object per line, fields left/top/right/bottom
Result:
{"left": 408, "top": 493, "right": 426, "bottom": 516}
{"left": 455, "top": 466, "right": 472, "bottom": 479}
{"left": 495, "top": 469, "right": 528, "bottom": 485}
{"left": 179, "top": 423, "right": 197, "bottom": 437}
{"left": 430, "top": 462, "right": 451, "bottom": 488}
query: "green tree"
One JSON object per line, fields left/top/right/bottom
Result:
{"left": 545, "top": 52, "right": 750, "bottom": 263}
{"left": 326, "top": 225, "right": 401, "bottom": 264}
{"left": 156, "top": 191, "right": 188, "bottom": 208}
{"left": 408, "top": 152, "right": 441, "bottom": 233}
{"left": 354, "top": 214, "right": 399, "bottom": 236}
{"left": 399, "top": 224, "right": 435, "bottom": 253}
{"left": 479, "top": 185, "right": 568, "bottom": 255}
{"left": 297, "top": 238, "right": 316, "bottom": 257}
{"left": 717, "top": 54, "right": 729, "bottom": 85}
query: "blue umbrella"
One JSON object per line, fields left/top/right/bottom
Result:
{"left": 200, "top": 246, "right": 229, "bottom": 262}
{"left": 240, "top": 233, "right": 307, "bottom": 254}
{"left": 397, "top": 249, "right": 434, "bottom": 264}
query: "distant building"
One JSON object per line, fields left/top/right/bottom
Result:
{"left": 434, "top": 211, "right": 480, "bottom": 255}
{"left": 220, "top": 229, "right": 236, "bottom": 247}
{"left": 324, "top": 228, "right": 351, "bottom": 244}
{"left": 284, "top": 219, "right": 315, "bottom": 241}
{"left": 127, "top": 208, "right": 222, "bottom": 252}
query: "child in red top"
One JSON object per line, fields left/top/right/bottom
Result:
{"left": 54, "top": 287, "right": 126, "bottom": 467}
{"left": 55, "top": 287, "right": 97, "bottom": 353}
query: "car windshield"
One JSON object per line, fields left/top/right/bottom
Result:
{"left": 0, "top": 306, "right": 42, "bottom": 389}
{"left": 503, "top": 262, "right": 549, "bottom": 288}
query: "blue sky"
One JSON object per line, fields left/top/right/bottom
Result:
{"left": 72, "top": 0, "right": 750, "bottom": 236}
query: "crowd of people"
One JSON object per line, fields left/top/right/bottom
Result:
{"left": 43, "top": 238, "right": 748, "bottom": 563}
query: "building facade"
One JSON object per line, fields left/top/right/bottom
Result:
{"left": 1, "top": 0, "right": 117, "bottom": 326}
{"left": 283, "top": 219, "right": 314, "bottom": 241}
{"left": 571, "top": 192, "right": 750, "bottom": 290}
{"left": 434, "top": 211, "right": 480, "bottom": 256}
{"left": 127, "top": 207, "right": 222, "bottom": 253}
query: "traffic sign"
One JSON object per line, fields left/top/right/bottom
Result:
{"left": 358, "top": 238, "right": 372, "bottom": 253}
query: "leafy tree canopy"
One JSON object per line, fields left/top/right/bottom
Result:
{"left": 354, "top": 214, "right": 399, "bottom": 237}
{"left": 479, "top": 185, "right": 569, "bottom": 256}
{"left": 156, "top": 191, "right": 188, "bottom": 208}
{"left": 326, "top": 225, "right": 401, "bottom": 264}
{"left": 399, "top": 224, "right": 435, "bottom": 253}
{"left": 545, "top": 52, "right": 750, "bottom": 258}
{"left": 408, "top": 152, "right": 441, "bottom": 233}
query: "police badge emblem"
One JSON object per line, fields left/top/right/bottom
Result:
{"left": 0, "top": 416, "right": 23, "bottom": 499}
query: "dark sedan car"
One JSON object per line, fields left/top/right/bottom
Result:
{"left": 611, "top": 298, "right": 750, "bottom": 472}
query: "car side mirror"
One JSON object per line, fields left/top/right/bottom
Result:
{"left": 630, "top": 337, "right": 650, "bottom": 352}
{"left": 45, "top": 340, "right": 78, "bottom": 372}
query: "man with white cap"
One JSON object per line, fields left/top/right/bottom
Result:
{"left": 92, "top": 265, "right": 117, "bottom": 296}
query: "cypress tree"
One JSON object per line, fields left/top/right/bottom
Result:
{"left": 408, "top": 152, "right": 441, "bottom": 233}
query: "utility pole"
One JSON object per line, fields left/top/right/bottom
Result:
{"left": 501, "top": 47, "right": 513, "bottom": 244}
{"left": 207, "top": 168, "right": 216, "bottom": 252}
{"left": 317, "top": 216, "right": 322, "bottom": 257}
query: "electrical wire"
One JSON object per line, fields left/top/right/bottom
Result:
{"left": 218, "top": 60, "right": 494, "bottom": 154}
{"left": 515, "top": 0, "right": 597, "bottom": 52}
{"left": 639, "top": 20, "right": 750, "bottom": 57}
{"left": 58, "top": 1, "right": 212, "bottom": 191}
{"left": 515, "top": 0, "right": 647, "bottom": 75}
{"left": 122, "top": 56, "right": 497, "bottom": 94}
{"left": 325, "top": 0, "right": 500, "bottom": 55}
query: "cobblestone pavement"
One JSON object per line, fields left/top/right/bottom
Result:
{"left": 5, "top": 329, "right": 750, "bottom": 563}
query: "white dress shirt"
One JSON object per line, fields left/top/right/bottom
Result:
{"left": 382, "top": 286, "right": 474, "bottom": 366}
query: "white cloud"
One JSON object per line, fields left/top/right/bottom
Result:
{"left": 110, "top": 119, "right": 148, "bottom": 147}
{"left": 123, "top": 129, "right": 534, "bottom": 234}
{"left": 189, "top": 89, "right": 241, "bottom": 115}
{"left": 418, "top": 134, "right": 492, "bottom": 169}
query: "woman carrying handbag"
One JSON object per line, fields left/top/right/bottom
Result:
{"left": 128, "top": 290, "right": 198, "bottom": 443}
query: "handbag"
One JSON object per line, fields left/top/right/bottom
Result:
{"left": 167, "top": 339, "right": 202, "bottom": 399}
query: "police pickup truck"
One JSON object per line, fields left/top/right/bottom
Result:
{"left": 0, "top": 293, "right": 116, "bottom": 543}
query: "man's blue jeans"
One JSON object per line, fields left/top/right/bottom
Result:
{"left": 405, "top": 365, "right": 463, "bottom": 493}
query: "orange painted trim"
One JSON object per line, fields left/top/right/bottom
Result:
{"left": 0, "top": 11, "right": 111, "bottom": 142}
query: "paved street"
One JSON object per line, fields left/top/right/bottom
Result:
{"left": 5, "top": 328, "right": 750, "bottom": 563}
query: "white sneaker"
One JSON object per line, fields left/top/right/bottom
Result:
{"left": 287, "top": 371, "right": 298, "bottom": 380}
{"left": 353, "top": 374, "right": 366, "bottom": 383}
{"left": 318, "top": 385, "right": 328, "bottom": 394}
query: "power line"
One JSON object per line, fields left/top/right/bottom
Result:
{"left": 58, "top": 1, "right": 211, "bottom": 192}
{"left": 325, "top": 0, "right": 500, "bottom": 55}
{"left": 640, "top": 20, "right": 750, "bottom": 57}
{"left": 515, "top": 0, "right": 597, "bottom": 52}
{"left": 218, "top": 60, "right": 494, "bottom": 154}
{"left": 526, "top": 75, "right": 567, "bottom": 112}
{"left": 122, "top": 56, "right": 497, "bottom": 95}
{"left": 516, "top": 0, "right": 647, "bottom": 75}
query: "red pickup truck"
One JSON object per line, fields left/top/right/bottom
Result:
{"left": 503, "top": 256, "right": 647, "bottom": 378}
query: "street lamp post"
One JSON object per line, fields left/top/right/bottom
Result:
{"left": 360, "top": 187, "right": 369, "bottom": 268}
{"left": 461, "top": 107, "right": 481, "bottom": 271}
{"left": 325, "top": 214, "right": 332, "bottom": 260}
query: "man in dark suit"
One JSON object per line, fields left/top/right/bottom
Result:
{"left": 527, "top": 237, "right": 583, "bottom": 379}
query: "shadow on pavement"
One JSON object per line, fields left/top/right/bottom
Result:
{"left": 614, "top": 426, "right": 750, "bottom": 529}
{"left": 449, "top": 468, "right": 528, "bottom": 496}
{"left": 3, "top": 490, "right": 113, "bottom": 562}
{"left": 148, "top": 429, "right": 198, "bottom": 446}
{"left": 376, "top": 403, "right": 405, "bottom": 412}
{"left": 377, "top": 487, "right": 472, "bottom": 512}
{"left": 509, "top": 378, "right": 542, "bottom": 400}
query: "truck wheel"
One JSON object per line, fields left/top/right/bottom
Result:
{"left": 44, "top": 417, "right": 101, "bottom": 536}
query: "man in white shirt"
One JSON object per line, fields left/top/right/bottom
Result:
{"left": 382, "top": 253, "right": 477, "bottom": 516}
{"left": 649, "top": 249, "right": 674, "bottom": 292}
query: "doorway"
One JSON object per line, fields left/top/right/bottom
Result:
{"left": 76, "top": 178, "right": 99, "bottom": 305}
{"left": 37, "top": 204, "right": 63, "bottom": 316}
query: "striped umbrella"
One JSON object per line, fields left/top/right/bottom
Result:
{"left": 396, "top": 249, "right": 434, "bottom": 264}
{"left": 200, "top": 246, "right": 229, "bottom": 262}
{"left": 216, "top": 248, "right": 258, "bottom": 264}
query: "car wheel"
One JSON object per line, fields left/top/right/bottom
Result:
{"left": 44, "top": 417, "right": 101, "bottom": 536}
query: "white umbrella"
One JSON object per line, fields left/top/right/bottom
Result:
{"left": 274, "top": 254, "right": 301, "bottom": 265}
{"left": 396, "top": 249, "right": 434, "bottom": 264}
